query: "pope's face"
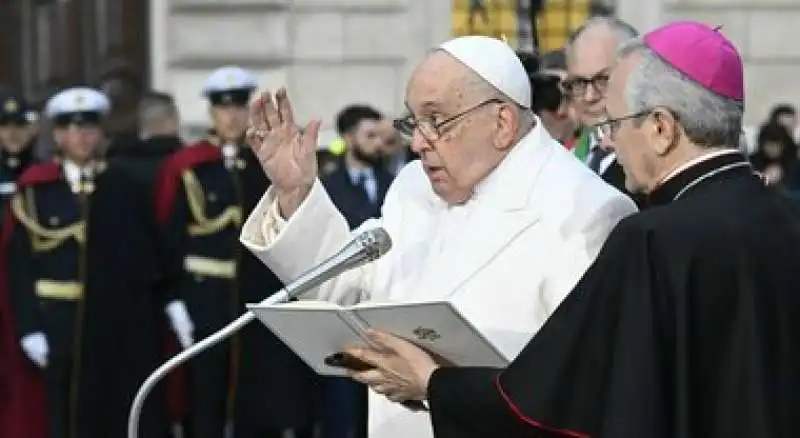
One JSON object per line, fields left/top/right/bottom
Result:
{"left": 404, "top": 52, "right": 509, "bottom": 205}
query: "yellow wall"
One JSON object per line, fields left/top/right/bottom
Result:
{"left": 537, "top": 0, "right": 590, "bottom": 52}
{"left": 451, "top": 0, "right": 520, "bottom": 48}
{"left": 451, "top": 0, "right": 591, "bottom": 52}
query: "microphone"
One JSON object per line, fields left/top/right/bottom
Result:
{"left": 127, "top": 227, "right": 393, "bottom": 438}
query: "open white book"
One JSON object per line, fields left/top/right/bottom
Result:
{"left": 246, "top": 300, "right": 510, "bottom": 377}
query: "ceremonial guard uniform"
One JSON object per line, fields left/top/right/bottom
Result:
{"left": 0, "top": 88, "right": 167, "bottom": 438}
{"left": 0, "top": 93, "right": 38, "bottom": 215}
{"left": 155, "top": 67, "right": 319, "bottom": 438}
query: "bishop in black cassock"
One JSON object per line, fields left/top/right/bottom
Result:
{"left": 343, "top": 21, "right": 799, "bottom": 438}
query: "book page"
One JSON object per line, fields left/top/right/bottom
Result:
{"left": 255, "top": 300, "right": 343, "bottom": 310}
{"left": 247, "top": 303, "right": 367, "bottom": 377}
{"left": 352, "top": 300, "right": 509, "bottom": 368}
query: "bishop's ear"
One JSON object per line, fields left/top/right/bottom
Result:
{"left": 650, "top": 108, "right": 679, "bottom": 155}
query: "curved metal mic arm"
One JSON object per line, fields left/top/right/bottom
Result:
{"left": 284, "top": 227, "right": 392, "bottom": 297}
{"left": 126, "top": 290, "right": 286, "bottom": 438}
{"left": 127, "top": 227, "right": 392, "bottom": 438}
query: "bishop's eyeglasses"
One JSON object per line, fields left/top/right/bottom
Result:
{"left": 593, "top": 110, "right": 652, "bottom": 140}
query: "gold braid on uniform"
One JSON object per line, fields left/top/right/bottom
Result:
{"left": 10, "top": 189, "right": 86, "bottom": 252}
{"left": 180, "top": 170, "right": 242, "bottom": 237}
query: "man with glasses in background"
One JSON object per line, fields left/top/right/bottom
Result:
{"left": 239, "top": 35, "right": 637, "bottom": 438}
{"left": 564, "top": 17, "right": 643, "bottom": 205}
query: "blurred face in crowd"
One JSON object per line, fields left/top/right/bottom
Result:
{"left": 54, "top": 118, "right": 104, "bottom": 164}
{"left": 403, "top": 51, "right": 520, "bottom": 205}
{"left": 0, "top": 122, "right": 35, "bottom": 153}
{"left": 210, "top": 103, "right": 249, "bottom": 142}
{"left": 566, "top": 26, "right": 619, "bottom": 127}
{"left": 142, "top": 115, "right": 180, "bottom": 140}
{"left": 777, "top": 112, "right": 798, "bottom": 134}
{"left": 762, "top": 140, "right": 784, "bottom": 160}
{"left": 377, "top": 119, "right": 404, "bottom": 157}
{"left": 345, "top": 118, "right": 385, "bottom": 166}
{"left": 537, "top": 70, "right": 577, "bottom": 142}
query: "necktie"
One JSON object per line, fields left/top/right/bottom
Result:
{"left": 587, "top": 147, "right": 610, "bottom": 173}
{"left": 357, "top": 171, "right": 377, "bottom": 205}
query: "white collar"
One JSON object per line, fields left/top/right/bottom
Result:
{"left": 62, "top": 159, "right": 94, "bottom": 183}
{"left": 659, "top": 149, "right": 741, "bottom": 186}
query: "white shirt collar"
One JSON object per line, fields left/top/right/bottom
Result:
{"left": 62, "top": 159, "right": 94, "bottom": 184}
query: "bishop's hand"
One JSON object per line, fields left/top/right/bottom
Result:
{"left": 345, "top": 329, "right": 440, "bottom": 403}
{"left": 246, "top": 88, "right": 321, "bottom": 218}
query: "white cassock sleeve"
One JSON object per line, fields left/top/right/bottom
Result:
{"left": 540, "top": 195, "right": 637, "bottom": 313}
{"left": 239, "top": 178, "right": 382, "bottom": 306}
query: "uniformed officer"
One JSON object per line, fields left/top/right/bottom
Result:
{"left": 0, "top": 92, "right": 38, "bottom": 205}
{"left": 155, "top": 66, "right": 319, "bottom": 438}
{"left": 2, "top": 87, "right": 169, "bottom": 438}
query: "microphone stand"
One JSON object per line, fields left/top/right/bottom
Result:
{"left": 128, "top": 227, "right": 391, "bottom": 438}
{"left": 126, "top": 289, "right": 289, "bottom": 438}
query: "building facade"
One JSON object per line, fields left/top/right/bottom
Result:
{"left": 0, "top": 0, "right": 797, "bottom": 141}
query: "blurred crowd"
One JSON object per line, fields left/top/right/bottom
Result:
{"left": 0, "top": 15, "right": 796, "bottom": 438}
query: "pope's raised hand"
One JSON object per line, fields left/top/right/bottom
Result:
{"left": 247, "top": 88, "right": 321, "bottom": 218}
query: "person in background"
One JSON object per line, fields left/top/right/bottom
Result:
{"left": 516, "top": 50, "right": 577, "bottom": 145}
{"left": 0, "top": 92, "right": 38, "bottom": 211}
{"left": 317, "top": 105, "right": 394, "bottom": 438}
{"left": 322, "top": 105, "right": 394, "bottom": 229}
{"left": 766, "top": 103, "right": 798, "bottom": 143}
{"left": 154, "top": 66, "right": 319, "bottom": 438}
{"left": 96, "top": 58, "right": 144, "bottom": 147}
{"left": 379, "top": 118, "right": 416, "bottom": 177}
{"left": 0, "top": 87, "right": 167, "bottom": 438}
{"left": 750, "top": 121, "right": 800, "bottom": 195}
{"left": 318, "top": 148, "right": 341, "bottom": 177}
{"left": 108, "top": 91, "right": 183, "bottom": 194}
{"left": 539, "top": 49, "right": 580, "bottom": 149}
{"left": 564, "top": 17, "right": 643, "bottom": 206}
{"left": 318, "top": 137, "right": 348, "bottom": 177}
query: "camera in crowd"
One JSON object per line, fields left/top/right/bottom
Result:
{"left": 516, "top": 50, "right": 566, "bottom": 114}
{"left": 516, "top": 49, "right": 576, "bottom": 144}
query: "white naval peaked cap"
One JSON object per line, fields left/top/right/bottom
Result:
{"left": 438, "top": 36, "right": 531, "bottom": 108}
{"left": 202, "top": 65, "right": 258, "bottom": 96}
{"left": 45, "top": 87, "right": 111, "bottom": 119}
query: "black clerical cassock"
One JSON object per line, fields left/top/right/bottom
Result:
{"left": 426, "top": 150, "right": 800, "bottom": 438}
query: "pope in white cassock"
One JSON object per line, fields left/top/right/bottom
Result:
{"left": 240, "top": 36, "right": 637, "bottom": 438}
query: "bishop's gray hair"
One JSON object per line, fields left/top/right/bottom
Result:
{"left": 617, "top": 39, "right": 743, "bottom": 148}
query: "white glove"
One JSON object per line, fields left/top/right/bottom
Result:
{"left": 166, "top": 300, "right": 194, "bottom": 349}
{"left": 20, "top": 332, "right": 49, "bottom": 368}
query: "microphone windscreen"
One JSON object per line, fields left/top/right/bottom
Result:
{"left": 360, "top": 227, "right": 393, "bottom": 262}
